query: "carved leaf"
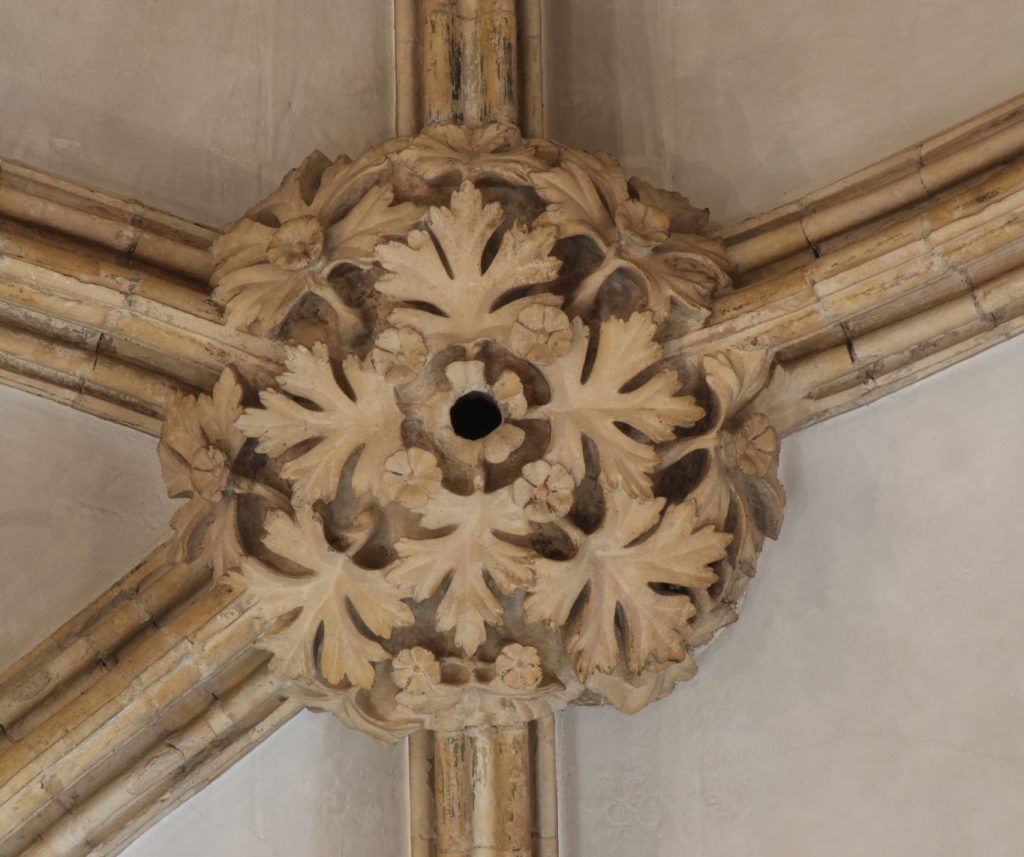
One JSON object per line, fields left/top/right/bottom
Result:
{"left": 159, "top": 369, "right": 245, "bottom": 490}
{"left": 212, "top": 152, "right": 419, "bottom": 336}
{"left": 395, "top": 124, "right": 541, "bottom": 184}
{"left": 628, "top": 176, "right": 711, "bottom": 235}
{"left": 213, "top": 263, "right": 321, "bottom": 336}
{"left": 536, "top": 155, "right": 728, "bottom": 323}
{"left": 534, "top": 157, "right": 624, "bottom": 247}
{"left": 239, "top": 507, "right": 413, "bottom": 688}
{"left": 158, "top": 369, "right": 247, "bottom": 577}
{"left": 376, "top": 182, "right": 562, "bottom": 350}
{"left": 621, "top": 233, "right": 731, "bottom": 324}
{"left": 540, "top": 313, "right": 704, "bottom": 497}
{"left": 389, "top": 488, "right": 534, "bottom": 655}
{"left": 212, "top": 152, "right": 332, "bottom": 335}
{"left": 661, "top": 348, "right": 784, "bottom": 590}
{"left": 251, "top": 151, "right": 332, "bottom": 225}
{"left": 169, "top": 496, "right": 244, "bottom": 580}
{"left": 525, "top": 492, "right": 730, "bottom": 678}
{"left": 704, "top": 349, "right": 775, "bottom": 425}
{"left": 587, "top": 658, "right": 698, "bottom": 715}
{"left": 312, "top": 150, "right": 391, "bottom": 226}
{"left": 323, "top": 183, "right": 423, "bottom": 268}
{"left": 237, "top": 343, "right": 404, "bottom": 504}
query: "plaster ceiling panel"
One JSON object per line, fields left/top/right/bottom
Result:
{"left": 559, "top": 332, "right": 1024, "bottom": 857}
{"left": 0, "top": 0, "right": 394, "bottom": 226}
{"left": 0, "top": 385, "right": 177, "bottom": 673}
{"left": 544, "top": 0, "right": 1024, "bottom": 225}
{"left": 117, "top": 711, "right": 408, "bottom": 857}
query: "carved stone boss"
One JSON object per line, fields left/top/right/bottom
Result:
{"left": 157, "top": 124, "right": 785, "bottom": 742}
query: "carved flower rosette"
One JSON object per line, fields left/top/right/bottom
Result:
{"left": 158, "top": 124, "right": 784, "bottom": 742}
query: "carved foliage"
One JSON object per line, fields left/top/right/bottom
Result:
{"left": 376, "top": 182, "right": 562, "bottom": 350}
{"left": 539, "top": 313, "right": 704, "bottom": 497}
{"left": 238, "top": 507, "right": 413, "bottom": 688}
{"left": 158, "top": 369, "right": 248, "bottom": 578}
{"left": 389, "top": 485, "right": 534, "bottom": 655}
{"left": 212, "top": 152, "right": 423, "bottom": 335}
{"left": 526, "top": 494, "right": 730, "bottom": 678}
{"left": 159, "top": 124, "right": 784, "bottom": 740}
{"left": 535, "top": 151, "right": 731, "bottom": 326}
{"left": 237, "top": 342, "right": 404, "bottom": 504}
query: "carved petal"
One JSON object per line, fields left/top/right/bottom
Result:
{"left": 525, "top": 493, "right": 730, "bottom": 678}
{"left": 237, "top": 343, "right": 404, "bottom": 504}
{"left": 540, "top": 313, "right": 704, "bottom": 497}
{"left": 389, "top": 488, "right": 534, "bottom": 655}
{"left": 239, "top": 507, "right": 413, "bottom": 688}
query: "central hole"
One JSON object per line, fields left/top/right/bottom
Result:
{"left": 450, "top": 392, "right": 503, "bottom": 440}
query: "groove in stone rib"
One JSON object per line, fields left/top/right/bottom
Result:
{"left": 0, "top": 321, "right": 183, "bottom": 434}
{"left": 4, "top": 93, "right": 1024, "bottom": 437}
{"left": 0, "top": 548, "right": 282, "bottom": 857}
{"left": 0, "top": 158, "right": 216, "bottom": 283}
{"left": 13, "top": 668, "right": 286, "bottom": 857}
{"left": 93, "top": 696, "right": 301, "bottom": 857}
{"left": 411, "top": 719, "right": 557, "bottom": 857}
{"left": 721, "top": 90, "right": 1024, "bottom": 275}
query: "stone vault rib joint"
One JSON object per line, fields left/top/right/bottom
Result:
{"left": 2, "top": 3, "right": 1024, "bottom": 855}
{"left": 170, "top": 122, "right": 784, "bottom": 741}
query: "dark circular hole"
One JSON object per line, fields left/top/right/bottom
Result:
{"left": 450, "top": 392, "right": 503, "bottom": 440}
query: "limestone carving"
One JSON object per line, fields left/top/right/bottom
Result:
{"left": 158, "top": 124, "right": 785, "bottom": 741}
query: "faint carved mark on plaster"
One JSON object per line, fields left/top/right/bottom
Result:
{"left": 159, "top": 124, "right": 784, "bottom": 741}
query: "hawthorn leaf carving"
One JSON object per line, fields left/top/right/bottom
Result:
{"left": 322, "top": 183, "right": 423, "bottom": 267}
{"left": 158, "top": 368, "right": 247, "bottom": 577}
{"left": 389, "top": 488, "right": 534, "bottom": 655}
{"left": 539, "top": 312, "right": 704, "bottom": 497}
{"left": 375, "top": 181, "right": 562, "bottom": 350}
{"left": 212, "top": 150, "right": 421, "bottom": 335}
{"left": 239, "top": 506, "right": 413, "bottom": 689}
{"left": 237, "top": 343, "right": 405, "bottom": 504}
{"left": 536, "top": 154, "right": 728, "bottom": 324}
{"left": 393, "top": 123, "right": 542, "bottom": 184}
{"left": 661, "top": 349, "right": 784, "bottom": 605}
{"left": 525, "top": 491, "right": 730, "bottom": 679}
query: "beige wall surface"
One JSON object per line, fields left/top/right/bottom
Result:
{"left": 0, "top": 386, "right": 176, "bottom": 673}
{"left": 544, "top": 0, "right": 1024, "bottom": 225}
{"left": 119, "top": 711, "right": 409, "bottom": 857}
{"left": 0, "top": 0, "right": 395, "bottom": 226}
{"left": 558, "top": 332, "right": 1024, "bottom": 856}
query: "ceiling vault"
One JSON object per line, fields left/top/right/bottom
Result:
{"left": 1, "top": 2, "right": 1022, "bottom": 856}
{"left": 2, "top": 89, "right": 1022, "bottom": 438}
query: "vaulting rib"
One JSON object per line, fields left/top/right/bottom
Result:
{"left": 0, "top": 158, "right": 281, "bottom": 434}
{"left": 0, "top": 545, "right": 299, "bottom": 857}
{"left": 709, "top": 91, "right": 1024, "bottom": 432}
{"left": 3, "top": 93, "right": 1024, "bottom": 435}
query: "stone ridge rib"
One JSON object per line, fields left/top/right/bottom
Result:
{"left": 714, "top": 90, "right": 1024, "bottom": 432}
{"left": 0, "top": 158, "right": 282, "bottom": 433}
{"left": 0, "top": 545, "right": 296, "bottom": 857}
{"left": 4, "top": 95, "right": 1024, "bottom": 435}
